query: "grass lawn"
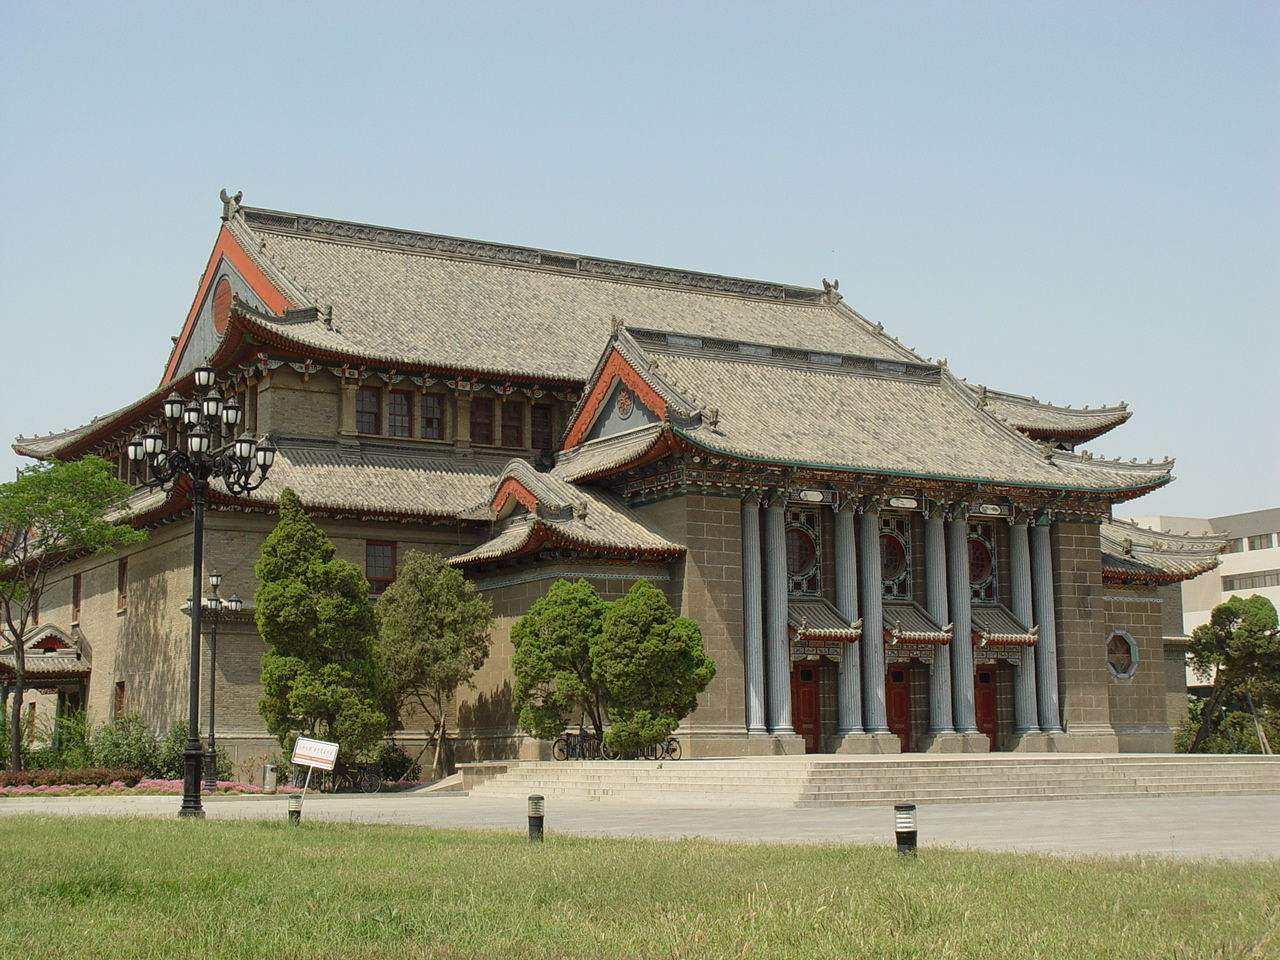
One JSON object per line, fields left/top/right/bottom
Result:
{"left": 1, "top": 817, "right": 1276, "bottom": 959}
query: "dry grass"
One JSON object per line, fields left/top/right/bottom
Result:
{"left": 1, "top": 816, "right": 1277, "bottom": 959}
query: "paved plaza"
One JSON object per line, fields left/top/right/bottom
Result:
{"left": 1, "top": 791, "right": 1276, "bottom": 861}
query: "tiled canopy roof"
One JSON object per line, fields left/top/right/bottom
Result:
{"left": 884, "top": 600, "right": 952, "bottom": 644}
{"left": 0, "top": 626, "right": 90, "bottom": 681}
{"left": 787, "top": 598, "right": 862, "bottom": 642}
{"left": 1100, "top": 518, "right": 1226, "bottom": 585}
{"left": 971, "top": 604, "right": 1038, "bottom": 647}
{"left": 604, "top": 329, "right": 1172, "bottom": 497}
{"left": 552, "top": 425, "right": 670, "bottom": 483}
{"left": 967, "top": 385, "right": 1132, "bottom": 443}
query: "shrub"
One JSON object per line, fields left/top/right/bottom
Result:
{"left": 376, "top": 741, "right": 418, "bottom": 782}
{"left": 0, "top": 768, "right": 143, "bottom": 787}
{"left": 91, "top": 714, "right": 162, "bottom": 773}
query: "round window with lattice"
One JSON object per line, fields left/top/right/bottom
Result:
{"left": 880, "top": 532, "right": 907, "bottom": 582}
{"left": 1106, "top": 630, "right": 1138, "bottom": 679}
{"left": 786, "top": 527, "right": 817, "bottom": 580}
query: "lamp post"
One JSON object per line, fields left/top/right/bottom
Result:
{"left": 187, "top": 575, "right": 243, "bottom": 793}
{"left": 128, "top": 365, "right": 274, "bottom": 819}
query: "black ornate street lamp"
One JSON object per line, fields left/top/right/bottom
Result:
{"left": 185, "top": 575, "right": 242, "bottom": 793}
{"left": 128, "top": 365, "right": 274, "bottom": 818}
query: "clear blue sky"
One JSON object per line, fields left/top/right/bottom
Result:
{"left": 1, "top": 2, "right": 1275, "bottom": 517}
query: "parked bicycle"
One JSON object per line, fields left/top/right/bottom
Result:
{"left": 323, "top": 760, "right": 383, "bottom": 793}
{"left": 551, "top": 728, "right": 616, "bottom": 760}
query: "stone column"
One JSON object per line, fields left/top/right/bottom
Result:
{"left": 923, "top": 510, "right": 954, "bottom": 733}
{"left": 740, "top": 495, "right": 768, "bottom": 735}
{"left": 857, "top": 507, "right": 888, "bottom": 732}
{"left": 946, "top": 511, "right": 977, "bottom": 732}
{"left": 1031, "top": 520, "right": 1064, "bottom": 732}
{"left": 1009, "top": 519, "right": 1040, "bottom": 734}
{"left": 762, "top": 494, "right": 793, "bottom": 734}
{"left": 833, "top": 502, "right": 862, "bottom": 734}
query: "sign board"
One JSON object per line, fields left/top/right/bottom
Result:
{"left": 291, "top": 736, "right": 339, "bottom": 771}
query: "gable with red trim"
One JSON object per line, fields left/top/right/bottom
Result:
{"left": 492, "top": 477, "right": 540, "bottom": 517}
{"left": 161, "top": 225, "right": 295, "bottom": 386}
{"left": 562, "top": 347, "right": 667, "bottom": 449}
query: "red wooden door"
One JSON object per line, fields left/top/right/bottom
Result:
{"left": 974, "top": 668, "right": 997, "bottom": 750}
{"left": 886, "top": 667, "right": 911, "bottom": 752}
{"left": 791, "top": 665, "right": 820, "bottom": 753}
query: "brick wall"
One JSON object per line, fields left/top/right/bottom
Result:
{"left": 1101, "top": 586, "right": 1173, "bottom": 751}
{"left": 1050, "top": 521, "right": 1118, "bottom": 747}
{"left": 255, "top": 368, "right": 341, "bottom": 438}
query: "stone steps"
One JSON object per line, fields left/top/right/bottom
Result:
{"left": 463, "top": 755, "right": 1280, "bottom": 807}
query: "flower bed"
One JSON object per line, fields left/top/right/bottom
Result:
{"left": 0, "top": 778, "right": 302, "bottom": 798}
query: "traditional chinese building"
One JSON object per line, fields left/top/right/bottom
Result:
{"left": 6, "top": 193, "right": 1227, "bottom": 768}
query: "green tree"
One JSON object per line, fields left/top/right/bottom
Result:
{"left": 593, "top": 580, "right": 716, "bottom": 753}
{"left": 1186, "top": 595, "right": 1279, "bottom": 753}
{"left": 0, "top": 456, "right": 146, "bottom": 770}
{"left": 255, "top": 488, "right": 390, "bottom": 761}
{"left": 511, "top": 579, "right": 608, "bottom": 740}
{"left": 376, "top": 551, "right": 493, "bottom": 780}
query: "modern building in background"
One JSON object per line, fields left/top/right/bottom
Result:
{"left": 1131, "top": 509, "right": 1280, "bottom": 633}
{"left": 2, "top": 192, "right": 1229, "bottom": 770}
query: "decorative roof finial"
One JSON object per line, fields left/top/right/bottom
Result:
{"left": 610, "top": 314, "right": 624, "bottom": 337}
{"left": 821, "top": 278, "right": 843, "bottom": 304}
{"left": 219, "top": 188, "right": 243, "bottom": 222}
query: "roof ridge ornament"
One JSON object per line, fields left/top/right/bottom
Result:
{"left": 821, "top": 278, "right": 843, "bottom": 304}
{"left": 219, "top": 188, "right": 243, "bottom": 222}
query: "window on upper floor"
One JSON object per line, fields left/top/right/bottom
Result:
{"left": 72, "top": 573, "right": 82, "bottom": 625}
{"left": 1247, "top": 534, "right": 1275, "bottom": 552}
{"left": 113, "top": 681, "right": 127, "bottom": 719}
{"left": 1225, "top": 538, "right": 1245, "bottom": 554}
{"left": 470, "top": 397, "right": 495, "bottom": 446}
{"left": 501, "top": 401, "right": 525, "bottom": 448}
{"left": 387, "top": 390, "right": 414, "bottom": 438}
{"left": 116, "top": 558, "right": 128, "bottom": 611}
{"left": 421, "top": 394, "right": 446, "bottom": 441}
{"left": 356, "top": 387, "right": 381, "bottom": 435}
{"left": 365, "top": 540, "right": 396, "bottom": 597}
{"left": 531, "top": 403, "right": 554, "bottom": 452}
{"left": 1223, "top": 569, "right": 1280, "bottom": 592}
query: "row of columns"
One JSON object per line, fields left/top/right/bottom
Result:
{"left": 739, "top": 495, "right": 1063, "bottom": 742}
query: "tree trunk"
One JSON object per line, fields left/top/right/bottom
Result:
{"left": 431, "top": 721, "right": 446, "bottom": 781}
{"left": 7, "top": 670, "right": 23, "bottom": 772}
{"left": 1189, "top": 670, "right": 1231, "bottom": 753}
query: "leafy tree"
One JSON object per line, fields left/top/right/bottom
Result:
{"left": 511, "top": 579, "right": 608, "bottom": 740}
{"left": 0, "top": 456, "right": 146, "bottom": 770}
{"left": 376, "top": 551, "right": 493, "bottom": 780}
{"left": 593, "top": 580, "right": 716, "bottom": 753}
{"left": 255, "top": 488, "right": 390, "bottom": 761}
{"left": 1176, "top": 697, "right": 1278, "bottom": 754}
{"left": 1187, "top": 595, "right": 1279, "bottom": 752}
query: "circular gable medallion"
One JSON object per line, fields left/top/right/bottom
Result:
{"left": 211, "top": 277, "right": 232, "bottom": 337}
{"left": 616, "top": 389, "right": 634, "bottom": 420}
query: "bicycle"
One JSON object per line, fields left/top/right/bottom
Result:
{"left": 552, "top": 728, "right": 616, "bottom": 761}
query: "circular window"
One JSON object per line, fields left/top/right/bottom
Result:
{"left": 880, "top": 532, "right": 907, "bottom": 582}
{"left": 1106, "top": 630, "right": 1138, "bottom": 679}
{"left": 968, "top": 536, "right": 993, "bottom": 585}
{"left": 786, "top": 527, "right": 817, "bottom": 579}
{"left": 211, "top": 277, "right": 233, "bottom": 336}
{"left": 615, "top": 389, "right": 634, "bottom": 420}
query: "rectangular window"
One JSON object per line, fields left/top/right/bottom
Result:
{"left": 470, "top": 397, "right": 495, "bottom": 446}
{"left": 1223, "top": 569, "right": 1280, "bottom": 592}
{"left": 113, "top": 681, "right": 126, "bottom": 719}
{"left": 1247, "top": 534, "right": 1274, "bottom": 551}
{"left": 421, "top": 394, "right": 445, "bottom": 440}
{"left": 72, "top": 573, "right": 82, "bottom": 625}
{"left": 531, "top": 403, "right": 554, "bottom": 451}
{"left": 365, "top": 541, "right": 396, "bottom": 597}
{"left": 1225, "top": 538, "right": 1245, "bottom": 554}
{"left": 356, "top": 387, "right": 381, "bottom": 435}
{"left": 387, "top": 390, "right": 413, "bottom": 438}
{"left": 116, "top": 558, "right": 128, "bottom": 611}
{"left": 501, "top": 401, "right": 525, "bottom": 448}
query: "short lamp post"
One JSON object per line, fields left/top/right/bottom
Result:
{"left": 185, "top": 576, "right": 242, "bottom": 793}
{"left": 128, "top": 365, "right": 274, "bottom": 818}
{"left": 894, "top": 802, "right": 918, "bottom": 856}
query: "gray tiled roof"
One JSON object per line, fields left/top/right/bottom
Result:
{"left": 884, "top": 600, "right": 952, "bottom": 644}
{"left": 234, "top": 206, "right": 919, "bottom": 381}
{"left": 787, "top": 598, "right": 862, "bottom": 640}
{"left": 968, "top": 386, "right": 1131, "bottom": 440}
{"left": 1100, "top": 518, "right": 1226, "bottom": 584}
{"left": 971, "top": 604, "right": 1038, "bottom": 646}
{"left": 552, "top": 425, "right": 668, "bottom": 483}
{"left": 621, "top": 332, "right": 1172, "bottom": 494}
{"left": 0, "top": 626, "right": 90, "bottom": 679}
{"left": 449, "top": 483, "right": 683, "bottom": 568}
{"left": 219, "top": 438, "right": 507, "bottom": 520}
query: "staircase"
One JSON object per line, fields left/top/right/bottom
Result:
{"left": 461, "top": 754, "right": 1280, "bottom": 807}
